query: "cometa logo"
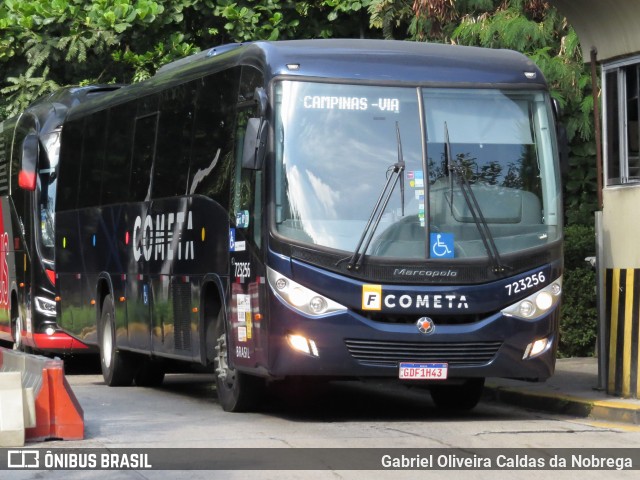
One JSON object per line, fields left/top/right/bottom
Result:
{"left": 133, "top": 211, "right": 195, "bottom": 262}
{"left": 361, "top": 284, "right": 469, "bottom": 311}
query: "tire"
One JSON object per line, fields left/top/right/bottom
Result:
{"left": 213, "top": 310, "right": 264, "bottom": 412}
{"left": 100, "top": 294, "right": 136, "bottom": 386}
{"left": 12, "top": 314, "right": 23, "bottom": 352}
{"left": 135, "top": 358, "right": 165, "bottom": 387}
{"left": 430, "top": 378, "right": 485, "bottom": 411}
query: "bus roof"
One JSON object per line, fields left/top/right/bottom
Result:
{"left": 67, "top": 40, "right": 547, "bottom": 121}
{"left": 156, "top": 39, "right": 546, "bottom": 87}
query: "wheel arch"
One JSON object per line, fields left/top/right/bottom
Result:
{"left": 199, "top": 274, "right": 227, "bottom": 365}
{"left": 96, "top": 273, "right": 113, "bottom": 321}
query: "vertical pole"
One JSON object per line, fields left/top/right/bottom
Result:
{"left": 590, "top": 48, "right": 604, "bottom": 209}
{"left": 590, "top": 49, "right": 607, "bottom": 391}
{"left": 595, "top": 211, "right": 607, "bottom": 390}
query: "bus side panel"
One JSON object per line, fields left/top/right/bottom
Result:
{"left": 57, "top": 209, "right": 89, "bottom": 342}
{"left": 227, "top": 226, "right": 269, "bottom": 372}
{"left": 142, "top": 197, "right": 229, "bottom": 361}
{"left": 57, "top": 205, "right": 134, "bottom": 344}
{"left": 0, "top": 197, "right": 17, "bottom": 342}
{"left": 57, "top": 196, "right": 230, "bottom": 361}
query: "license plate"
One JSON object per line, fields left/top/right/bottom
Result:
{"left": 399, "top": 362, "right": 448, "bottom": 380}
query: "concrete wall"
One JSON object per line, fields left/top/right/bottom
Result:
{"left": 603, "top": 186, "right": 640, "bottom": 269}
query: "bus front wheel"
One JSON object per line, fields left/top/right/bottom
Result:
{"left": 100, "top": 294, "right": 136, "bottom": 387}
{"left": 213, "top": 311, "right": 263, "bottom": 412}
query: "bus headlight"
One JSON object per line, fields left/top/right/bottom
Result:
{"left": 501, "top": 276, "right": 562, "bottom": 320}
{"left": 267, "top": 267, "right": 347, "bottom": 317}
{"left": 35, "top": 296, "right": 57, "bottom": 317}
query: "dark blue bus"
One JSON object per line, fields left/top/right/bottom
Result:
{"left": 54, "top": 40, "right": 563, "bottom": 411}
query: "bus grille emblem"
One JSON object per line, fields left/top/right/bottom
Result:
{"left": 416, "top": 317, "right": 435, "bottom": 335}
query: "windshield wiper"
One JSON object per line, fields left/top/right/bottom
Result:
{"left": 444, "top": 123, "right": 504, "bottom": 273}
{"left": 344, "top": 122, "right": 406, "bottom": 271}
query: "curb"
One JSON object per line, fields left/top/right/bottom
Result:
{"left": 484, "top": 383, "right": 640, "bottom": 426}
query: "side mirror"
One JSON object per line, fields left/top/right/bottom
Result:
{"left": 242, "top": 118, "right": 268, "bottom": 170}
{"left": 18, "top": 133, "right": 38, "bottom": 191}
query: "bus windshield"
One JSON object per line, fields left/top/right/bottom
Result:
{"left": 274, "top": 81, "right": 561, "bottom": 260}
{"left": 37, "top": 131, "right": 59, "bottom": 263}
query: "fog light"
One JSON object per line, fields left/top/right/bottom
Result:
{"left": 288, "top": 334, "right": 309, "bottom": 354}
{"left": 523, "top": 337, "right": 550, "bottom": 359}
{"left": 287, "top": 334, "right": 319, "bottom": 357}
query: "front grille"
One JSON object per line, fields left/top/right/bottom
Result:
{"left": 345, "top": 339, "right": 502, "bottom": 367}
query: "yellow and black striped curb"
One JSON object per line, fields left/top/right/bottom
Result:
{"left": 484, "top": 383, "right": 640, "bottom": 425}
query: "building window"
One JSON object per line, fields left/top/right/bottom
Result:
{"left": 605, "top": 59, "right": 640, "bottom": 185}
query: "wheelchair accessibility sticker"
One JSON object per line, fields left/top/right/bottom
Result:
{"left": 430, "top": 233, "right": 454, "bottom": 258}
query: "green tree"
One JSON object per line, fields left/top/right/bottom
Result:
{"left": 408, "top": 1, "right": 598, "bottom": 224}
{"left": 0, "top": 0, "right": 386, "bottom": 118}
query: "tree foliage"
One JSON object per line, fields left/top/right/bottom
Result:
{"left": 0, "top": 0, "right": 379, "bottom": 117}
{"left": 409, "top": 1, "right": 598, "bottom": 224}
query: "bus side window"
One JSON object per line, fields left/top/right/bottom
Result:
{"left": 187, "top": 67, "right": 241, "bottom": 207}
{"left": 57, "top": 119, "right": 84, "bottom": 211}
{"left": 232, "top": 66, "right": 264, "bottom": 249}
{"left": 101, "top": 104, "right": 134, "bottom": 206}
{"left": 152, "top": 84, "right": 195, "bottom": 198}
{"left": 130, "top": 112, "right": 158, "bottom": 202}
{"left": 78, "top": 110, "right": 108, "bottom": 208}
{"left": 9, "top": 119, "right": 32, "bottom": 247}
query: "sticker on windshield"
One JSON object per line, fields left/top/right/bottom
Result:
{"left": 413, "top": 170, "right": 424, "bottom": 188}
{"left": 430, "top": 233, "right": 455, "bottom": 258}
{"left": 236, "top": 210, "right": 250, "bottom": 229}
{"left": 302, "top": 96, "right": 400, "bottom": 113}
{"left": 229, "top": 228, "right": 236, "bottom": 251}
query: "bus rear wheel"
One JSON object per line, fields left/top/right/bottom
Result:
{"left": 430, "top": 378, "right": 485, "bottom": 411}
{"left": 213, "top": 311, "right": 263, "bottom": 412}
{"left": 100, "top": 294, "right": 136, "bottom": 386}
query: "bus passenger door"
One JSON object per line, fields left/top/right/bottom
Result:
{"left": 228, "top": 68, "right": 268, "bottom": 370}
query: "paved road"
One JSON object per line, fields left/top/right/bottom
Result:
{"left": 5, "top": 356, "right": 640, "bottom": 479}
